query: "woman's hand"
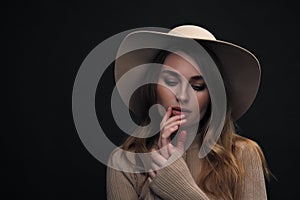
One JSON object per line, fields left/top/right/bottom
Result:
{"left": 158, "top": 106, "right": 187, "bottom": 158}
{"left": 148, "top": 106, "right": 188, "bottom": 181}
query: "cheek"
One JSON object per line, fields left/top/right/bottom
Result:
{"left": 156, "top": 85, "right": 175, "bottom": 105}
{"left": 196, "top": 91, "right": 211, "bottom": 115}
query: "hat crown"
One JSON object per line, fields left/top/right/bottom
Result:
{"left": 169, "top": 25, "right": 216, "bottom": 40}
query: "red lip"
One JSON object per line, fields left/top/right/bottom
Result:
{"left": 171, "top": 106, "right": 192, "bottom": 115}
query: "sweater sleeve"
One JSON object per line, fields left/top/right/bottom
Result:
{"left": 239, "top": 142, "right": 268, "bottom": 200}
{"left": 149, "top": 142, "right": 268, "bottom": 200}
{"left": 106, "top": 166, "right": 139, "bottom": 200}
{"left": 106, "top": 148, "right": 140, "bottom": 200}
{"left": 149, "top": 152, "right": 210, "bottom": 200}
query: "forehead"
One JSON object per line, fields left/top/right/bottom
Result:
{"left": 162, "top": 52, "right": 202, "bottom": 78}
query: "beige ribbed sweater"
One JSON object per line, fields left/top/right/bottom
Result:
{"left": 106, "top": 137, "right": 267, "bottom": 200}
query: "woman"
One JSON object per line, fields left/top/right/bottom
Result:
{"left": 107, "top": 25, "right": 271, "bottom": 200}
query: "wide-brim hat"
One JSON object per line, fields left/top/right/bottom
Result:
{"left": 114, "top": 25, "right": 261, "bottom": 120}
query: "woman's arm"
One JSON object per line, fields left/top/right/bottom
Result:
{"left": 239, "top": 141, "right": 268, "bottom": 199}
{"left": 106, "top": 166, "right": 139, "bottom": 200}
{"left": 147, "top": 107, "right": 210, "bottom": 199}
{"left": 149, "top": 141, "right": 268, "bottom": 200}
{"left": 106, "top": 148, "right": 140, "bottom": 200}
{"left": 149, "top": 152, "right": 210, "bottom": 200}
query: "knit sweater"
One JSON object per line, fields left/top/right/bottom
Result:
{"left": 106, "top": 136, "right": 268, "bottom": 200}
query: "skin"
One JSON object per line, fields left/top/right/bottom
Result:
{"left": 149, "top": 52, "right": 211, "bottom": 180}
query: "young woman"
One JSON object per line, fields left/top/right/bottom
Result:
{"left": 107, "top": 25, "right": 271, "bottom": 200}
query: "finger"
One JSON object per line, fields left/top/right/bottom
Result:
{"left": 161, "top": 125, "right": 179, "bottom": 139}
{"left": 168, "top": 143, "right": 176, "bottom": 155}
{"left": 164, "top": 118, "right": 187, "bottom": 132}
{"left": 167, "top": 131, "right": 187, "bottom": 155}
{"left": 176, "top": 130, "right": 187, "bottom": 152}
{"left": 160, "top": 137, "right": 170, "bottom": 159}
{"left": 160, "top": 106, "right": 172, "bottom": 127}
{"left": 151, "top": 149, "right": 166, "bottom": 167}
{"left": 148, "top": 169, "right": 156, "bottom": 180}
{"left": 162, "top": 114, "right": 185, "bottom": 127}
{"left": 162, "top": 118, "right": 187, "bottom": 139}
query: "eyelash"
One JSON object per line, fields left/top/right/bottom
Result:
{"left": 164, "top": 79, "right": 206, "bottom": 92}
{"left": 164, "top": 80, "right": 178, "bottom": 86}
{"left": 191, "top": 85, "right": 206, "bottom": 91}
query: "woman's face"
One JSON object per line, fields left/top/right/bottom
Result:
{"left": 156, "top": 52, "right": 210, "bottom": 127}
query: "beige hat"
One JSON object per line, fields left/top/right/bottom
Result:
{"left": 114, "top": 25, "right": 261, "bottom": 120}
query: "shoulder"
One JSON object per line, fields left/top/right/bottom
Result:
{"left": 107, "top": 147, "right": 147, "bottom": 195}
{"left": 234, "top": 135, "right": 264, "bottom": 162}
{"left": 235, "top": 135, "right": 262, "bottom": 150}
{"left": 233, "top": 137, "right": 269, "bottom": 199}
{"left": 107, "top": 147, "right": 139, "bottom": 173}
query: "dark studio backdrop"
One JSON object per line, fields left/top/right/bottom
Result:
{"left": 5, "top": 0, "right": 299, "bottom": 199}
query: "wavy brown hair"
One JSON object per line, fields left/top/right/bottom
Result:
{"left": 121, "top": 49, "right": 271, "bottom": 200}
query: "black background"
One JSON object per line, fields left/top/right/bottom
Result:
{"left": 5, "top": 0, "right": 299, "bottom": 199}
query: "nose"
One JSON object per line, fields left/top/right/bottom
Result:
{"left": 175, "top": 84, "right": 189, "bottom": 104}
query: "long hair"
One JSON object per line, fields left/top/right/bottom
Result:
{"left": 121, "top": 49, "right": 271, "bottom": 200}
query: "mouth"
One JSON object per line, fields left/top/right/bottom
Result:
{"left": 171, "top": 106, "right": 192, "bottom": 116}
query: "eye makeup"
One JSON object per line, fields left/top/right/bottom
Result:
{"left": 160, "top": 70, "right": 206, "bottom": 92}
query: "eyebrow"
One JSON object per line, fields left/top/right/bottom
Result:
{"left": 161, "top": 70, "right": 204, "bottom": 81}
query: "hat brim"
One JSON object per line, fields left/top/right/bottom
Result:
{"left": 114, "top": 30, "right": 261, "bottom": 120}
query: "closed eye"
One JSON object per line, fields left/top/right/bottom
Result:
{"left": 191, "top": 84, "right": 206, "bottom": 91}
{"left": 164, "top": 79, "right": 179, "bottom": 86}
